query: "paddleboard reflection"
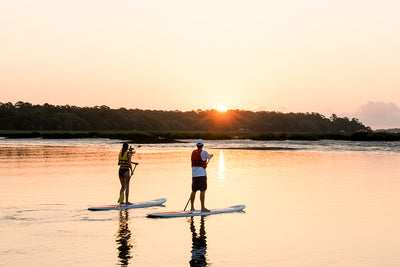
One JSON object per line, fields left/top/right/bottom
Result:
{"left": 189, "top": 216, "right": 208, "bottom": 267}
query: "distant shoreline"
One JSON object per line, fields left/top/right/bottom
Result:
{"left": 1, "top": 130, "right": 400, "bottom": 142}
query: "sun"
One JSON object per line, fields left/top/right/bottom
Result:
{"left": 216, "top": 105, "right": 227, "bottom": 112}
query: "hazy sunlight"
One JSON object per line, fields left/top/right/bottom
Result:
{"left": 217, "top": 105, "right": 227, "bottom": 112}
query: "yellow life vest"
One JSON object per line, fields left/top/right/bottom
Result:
{"left": 118, "top": 151, "right": 130, "bottom": 167}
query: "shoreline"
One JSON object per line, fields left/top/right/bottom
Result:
{"left": 1, "top": 130, "right": 400, "bottom": 142}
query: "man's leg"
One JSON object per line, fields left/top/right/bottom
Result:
{"left": 200, "top": 191, "right": 210, "bottom": 212}
{"left": 190, "top": 191, "right": 196, "bottom": 211}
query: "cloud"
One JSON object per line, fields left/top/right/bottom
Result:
{"left": 353, "top": 101, "right": 400, "bottom": 129}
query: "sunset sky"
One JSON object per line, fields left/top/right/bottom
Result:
{"left": 1, "top": 1, "right": 400, "bottom": 129}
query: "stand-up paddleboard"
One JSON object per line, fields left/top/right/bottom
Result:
{"left": 147, "top": 205, "right": 245, "bottom": 218}
{"left": 88, "top": 198, "right": 167, "bottom": 211}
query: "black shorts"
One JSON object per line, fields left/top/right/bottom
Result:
{"left": 119, "top": 167, "right": 129, "bottom": 176}
{"left": 192, "top": 176, "right": 207, "bottom": 192}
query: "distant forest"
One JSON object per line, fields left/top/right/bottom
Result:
{"left": 0, "top": 101, "right": 371, "bottom": 133}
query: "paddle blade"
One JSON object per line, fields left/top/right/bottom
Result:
{"left": 118, "top": 192, "right": 124, "bottom": 203}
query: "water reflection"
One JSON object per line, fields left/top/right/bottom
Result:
{"left": 218, "top": 150, "right": 226, "bottom": 181}
{"left": 116, "top": 210, "right": 134, "bottom": 266}
{"left": 189, "top": 216, "right": 208, "bottom": 267}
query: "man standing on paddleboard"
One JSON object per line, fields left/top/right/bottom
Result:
{"left": 190, "top": 139, "right": 213, "bottom": 212}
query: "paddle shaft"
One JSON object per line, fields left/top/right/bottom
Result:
{"left": 131, "top": 162, "right": 139, "bottom": 176}
{"left": 184, "top": 195, "right": 191, "bottom": 211}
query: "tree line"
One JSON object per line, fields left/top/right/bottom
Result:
{"left": 0, "top": 101, "right": 371, "bottom": 133}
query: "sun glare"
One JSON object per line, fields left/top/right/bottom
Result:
{"left": 217, "top": 105, "right": 227, "bottom": 112}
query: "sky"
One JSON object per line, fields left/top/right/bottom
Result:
{"left": 1, "top": 0, "right": 400, "bottom": 129}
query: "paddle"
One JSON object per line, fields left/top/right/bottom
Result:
{"left": 118, "top": 162, "right": 139, "bottom": 203}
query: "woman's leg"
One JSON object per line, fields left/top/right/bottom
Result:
{"left": 123, "top": 171, "right": 132, "bottom": 204}
{"left": 118, "top": 169, "right": 129, "bottom": 203}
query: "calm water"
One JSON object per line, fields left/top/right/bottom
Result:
{"left": 1, "top": 138, "right": 399, "bottom": 266}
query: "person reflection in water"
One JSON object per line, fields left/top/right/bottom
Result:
{"left": 189, "top": 216, "right": 208, "bottom": 267}
{"left": 116, "top": 210, "right": 133, "bottom": 266}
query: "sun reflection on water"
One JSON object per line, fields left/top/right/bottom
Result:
{"left": 218, "top": 150, "right": 225, "bottom": 181}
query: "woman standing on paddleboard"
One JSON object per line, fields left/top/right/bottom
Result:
{"left": 118, "top": 142, "right": 135, "bottom": 205}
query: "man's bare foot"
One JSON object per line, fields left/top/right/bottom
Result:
{"left": 201, "top": 208, "right": 210, "bottom": 212}
{"left": 125, "top": 202, "right": 133, "bottom": 205}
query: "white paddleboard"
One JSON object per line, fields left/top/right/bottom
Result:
{"left": 88, "top": 198, "right": 167, "bottom": 211}
{"left": 147, "top": 204, "right": 245, "bottom": 218}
